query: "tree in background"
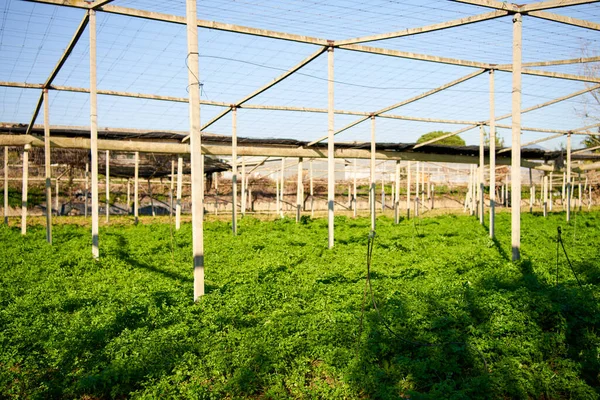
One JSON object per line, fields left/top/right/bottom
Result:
{"left": 416, "top": 131, "right": 466, "bottom": 146}
{"left": 484, "top": 129, "right": 505, "bottom": 148}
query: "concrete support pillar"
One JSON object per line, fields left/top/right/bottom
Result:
{"left": 21, "top": 144, "right": 30, "bottom": 235}
{"left": 3, "top": 147, "right": 8, "bottom": 225}
{"left": 489, "top": 70, "right": 496, "bottom": 238}
{"left": 89, "top": 9, "right": 99, "bottom": 258}
{"left": 406, "top": 161, "right": 411, "bottom": 219}
{"left": 280, "top": 158, "right": 285, "bottom": 218}
{"left": 511, "top": 12, "right": 523, "bottom": 261}
{"left": 566, "top": 133, "right": 571, "bottom": 222}
{"left": 327, "top": 46, "right": 335, "bottom": 248}
{"left": 232, "top": 107, "right": 238, "bottom": 234}
{"left": 310, "top": 159, "right": 315, "bottom": 217}
{"left": 353, "top": 159, "right": 357, "bottom": 218}
{"left": 105, "top": 150, "right": 110, "bottom": 222}
{"left": 241, "top": 157, "right": 246, "bottom": 217}
{"left": 134, "top": 152, "right": 139, "bottom": 224}
{"left": 479, "top": 125, "right": 485, "bottom": 225}
{"left": 176, "top": 156, "right": 182, "bottom": 230}
{"left": 296, "top": 157, "right": 303, "bottom": 222}
{"left": 43, "top": 89, "right": 52, "bottom": 243}
{"left": 370, "top": 116, "right": 376, "bottom": 231}
{"left": 394, "top": 160, "right": 400, "bottom": 224}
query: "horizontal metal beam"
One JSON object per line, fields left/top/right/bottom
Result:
{"left": 24, "top": 0, "right": 330, "bottom": 46}
{"left": 339, "top": 44, "right": 493, "bottom": 69}
{"left": 0, "top": 133, "right": 542, "bottom": 167}
{"left": 520, "top": 0, "right": 600, "bottom": 13}
{"left": 336, "top": 10, "right": 508, "bottom": 46}
{"left": 527, "top": 10, "right": 600, "bottom": 31}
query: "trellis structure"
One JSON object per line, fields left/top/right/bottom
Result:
{"left": 1, "top": 0, "right": 600, "bottom": 300}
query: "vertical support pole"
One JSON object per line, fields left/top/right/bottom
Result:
{"left": 186, "top": 0, "right": 204, "bottom": 300}
{"left": 105, "top": 150, "right": 110, "bottom": 223}
{"left": 394, "top": 160, "right": 400, "bottom": 224}
{"left": 327, "top": 45, "right": 335, "bottom": 248}
{"left": 296, "top": 157, "right": 303, "bottom": 222}
{"left": 415, "top": 162, "right": 420, "bottom": 217}
{"left": 89, "top": 9, "right": 99, "bottom": 258}
{"left": 549, "top": 171, "right": 553, "bottom": 212}
{"left": 3, "top": 146, "right": 8, "bottom": 225}
{"left": 231, "top": 107, "right": 238, "bottom": 233}
{"left": 85, "top": 162, "right": 89, "bottom": 218}
{"left": 276, "top": 171, "right": 280, "bottom": 218}
{"left": 578, "top": 173, "right": 582, "bottom": 212}
{"left": 511, "top": 12, "right": 522, "bottom": 261}
{"left": 566, "top": 133, "right": 571, "bottom": 222}
{"left": 310, "top": 159, "right": 315, "bottom": 217}
{"left": 353, "top": 159, "right": 357, "bottom": 218}
{"left": 406, "top": 161, "right": 411, "bottom": 219}
{"left": 280, "top": 158, "right": 285, "bottom": 218}
{"left": 43, "top": 89, "right": 52, "bottom": 243}
{"left": 55, "top": 179, "right": 59, "bottom": 216}
{"left": 176, "top": 155, "right": 182, "bottom": 230}
{"left": 241, "top": 157, "right": 246, "bottom": 217}
{"left": 134, "top": 151, "right": 139, "bottom": 224}
{"left": 489, "top": 69, "right": 496, "bottom": 237}
{"left": 479, "top": 125, "right": 485, "bottom": 225}
{"left": 21, "top": 144, "right": 30, "bottom": 235}
{"left": 529, "top": 168, "right": 533, "bottom": 213}
{"left": 370, "top": 115, "right": 376, "bottom": 231}
{"left": 543, "top": 174, "right": 548, "bottom": 217}
{"left": 214, "top": 172, "right": 218, "bottom": 216}
{"left": 170, "top": 160, "right": 175, "bottom": 217}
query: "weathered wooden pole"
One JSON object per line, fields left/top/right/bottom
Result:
{"left": 280, "top": 157, "right": 285, "bottom": 218}
{"left": 134, "top": 151, "right": 139, "bottom": 224}
{"left": 394, "top": 160, "right": 400, "bottom": 224}
{"left": 89, "top": 9, "right": 99, "bottom": 258}
{"left": 327, "top": 45, "right": 335, "bottom": 248}
{"left": 85, "top": 162, "right": 89, "bottom": 218}
{"left": 105, "top": 150, "right": 110, "bottom": 222}
{"left": 566, "top": 133, "right": 571, "bottom": 222}
{"left": 353, "top": 159, "right": 357, "bottom": 218}
{"left": 3, "top": 147, "right": 8, "bottom": 224}
{"left": 370, "top": 116, "right": 376, "bottom": 231}
{"left": 232, "top": 107, "right": 238, "bottom": 233}
{"left": 406, "top": 161, "right": 411, "bottom": 219}
{"left": 21, "top": 144, "right": 30, "bottom": 235}
{"left": 176, "top": 155, "right": 182, "bottom": 230}
{"left": 43, "top": 89, "right": 52, "bottom": 243}
{"left": 489, "top": 69, "right": 496, "bottom": 238}
{"left": 511, "top": 12, "right": 523, "bottom": 261}
{"left": 186, "top": 0, "right": 204, "bottom": 300}
{"left": 296, "top": 157, "right": 303, "bottom": 222}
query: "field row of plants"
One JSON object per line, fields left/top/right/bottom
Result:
{"left": 1, "top": 211, "right": 599, "bottom": 399}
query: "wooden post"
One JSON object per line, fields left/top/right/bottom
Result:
{"left": 176, "top": 155, "right": 182, "bottom": 230}
{"left": 105, "top": 150, "right": 110, "bottom": 222}
{"left": 327, "top": 45, "right": 335, "bottom": 248}
{"left": 85, "top": 162, "right": 89, "bottom": 218}
{"left": 406, "top": 161, "right": 411, "bottom": 219}
{"left": 353, "top": 159, "right": 357, "bottom": 218}
{"left": 241, "top": 156, "right": 246, "bottom": 217}
{"left": 296, "top": 157, "right": 303, "bottom": 222}
{"left": 511, "top": 12, "right": 523, "bottom": 261}
{"left": 232, "top": 107, "right": 238, "bottom": 233}
{"left": 310, "top": 159, "right": 315, "bottom": 217}
{"left": 170, "top": 160, "right": 175, "bottom": 217}
{"left": 186, "top": 0, "right": 204, "bottom": 300}
{"left": 89, "top": 9, "right": 99, "bottom": 258}
{"left": 3, "top": 147, "right": 7, "bottom": 224}
{"left": 21, "top": 144, "right": 30, "bottom": 235}
{"left": 394, "top": 160, "right": 400, "bottom": 224}
{"left": 280, "top": 157, "right": 285, "bottom": 218}
{"left": 43, "top": 89, "right": 52, "bottom": 242}
{"left": 134, "top": 151, "right": 139, "bottom": 224}
{"left": 566, "top": 133, "right": 571, "bottom": 222}
{"left": 489, "top": 69, "right": 496, "bottom": 238}
{"left": 370, "top": 116, "right": 376, "bottom": 231}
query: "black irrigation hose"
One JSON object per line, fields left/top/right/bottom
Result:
{"left": 359, "top": 231, "right": 489, "bottom": 372}
{"left": 556, "top": 227, "right": 584, "bottom": 290}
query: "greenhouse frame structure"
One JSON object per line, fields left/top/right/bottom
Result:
{"left": 1, "top": 0, "right": 600, "bottom": 300}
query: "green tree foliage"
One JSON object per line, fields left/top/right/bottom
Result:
{"left": 484, "top": 130, "right": 505, "bottom": 148}
{"left": 416, "top": 131, "right": 466, "bottom": 146}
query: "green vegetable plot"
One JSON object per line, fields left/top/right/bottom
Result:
{"left": 1, "top": 212, "right": 599, "bottom": 399}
